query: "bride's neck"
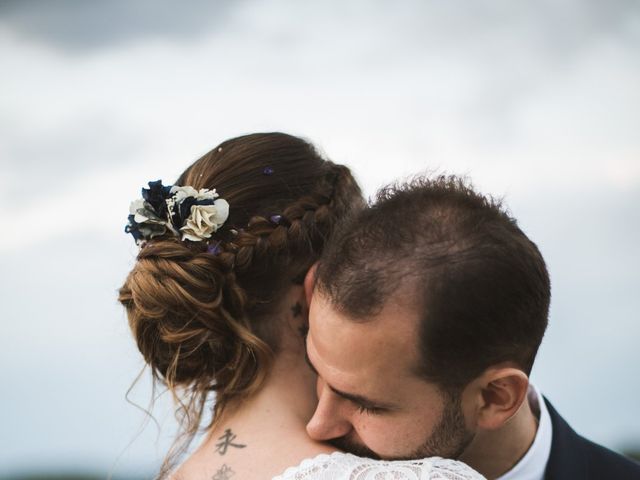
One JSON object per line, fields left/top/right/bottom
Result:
{"left": 212, "top": 284, "right": 317, "bottom": 435}
{"left": 211, "top": 346, "right": 317, "bottom": 436}
{"left": 250, "top": 351, "right": 318, "bottom": 422}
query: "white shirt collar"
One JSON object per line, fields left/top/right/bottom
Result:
{"left": 496, "top": 384, "right": 553, "bottom": 480}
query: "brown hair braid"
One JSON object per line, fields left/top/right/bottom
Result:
{"left": 118, "top": 133, "right": 363, "bottom": 477}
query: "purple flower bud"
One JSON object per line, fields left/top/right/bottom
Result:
{"left": 263, "top": 166, "right": 274, "bottom": 176}
{"left": 207, "top": 243, "right": 222, "bottom": 255}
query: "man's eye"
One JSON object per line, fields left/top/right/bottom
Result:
{"left": 357, "top": 404, "right": 383, "bottom": 415}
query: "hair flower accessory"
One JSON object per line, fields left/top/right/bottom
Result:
{"left": 125, "top": 180, "right": 230, "bottom": 246}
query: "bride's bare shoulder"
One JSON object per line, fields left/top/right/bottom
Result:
{"left": 167, "top": 430, "right": 337, "bottom": 480}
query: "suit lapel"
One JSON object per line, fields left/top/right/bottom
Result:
{"left": 543, "top": 397, "right": 588, "bottom": 479}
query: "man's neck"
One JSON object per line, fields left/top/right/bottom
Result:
{"left": 458, "top": 396, "right": 539, "bottom": 479}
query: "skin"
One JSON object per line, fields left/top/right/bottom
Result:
{"left": 304, "top": 272, "right": 539, "bottom": 479}
{"left": 170, "top": 285, "right": 335, "bottom": 480}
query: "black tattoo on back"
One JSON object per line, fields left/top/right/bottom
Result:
{"left": 212, "top": 464, "right": 235, "bottom": 480}
{"left": 215, "top": 428, "right": 246, "bottom": 455}
{"left": 291, "top": 301, "right": 303, "bottom": 317}
{"left": 298, "top": 323, "right": 309, "bottom": 338}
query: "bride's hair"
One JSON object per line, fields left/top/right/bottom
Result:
{"left": 118, "top": 132, "right": 363, "bottom": 477}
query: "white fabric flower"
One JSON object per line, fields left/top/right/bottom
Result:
{"left": 130, "top": 198, "right": 166, "bottom": 225}
{"left": 180, "top": 199, "right": 230, "bottom": 241}
{"left": 129, "top": 198, "right": 150, "bottom": 223}
{"left": 170, "top": 185, "right": 219, "bottom": 203}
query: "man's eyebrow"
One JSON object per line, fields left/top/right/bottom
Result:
{"left": 304, "top": 348, "right": 396, "bottom": 410}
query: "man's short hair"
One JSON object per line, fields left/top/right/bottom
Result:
{"left": 316, "top": 175, "right": 550, "bottom": 391}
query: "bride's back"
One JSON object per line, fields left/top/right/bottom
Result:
{"left": 118, "top": 132, "right": 364, "bottom": 479}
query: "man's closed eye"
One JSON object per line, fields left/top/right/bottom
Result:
{"left": 356, "top": 404, "right": 385, "bottom": 416}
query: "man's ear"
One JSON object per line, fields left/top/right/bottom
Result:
{"left": 471, "top": 365, "right": 530, "bottom": 430}
{"left": 304, "top": 263, "right": 318, "bottom": 306}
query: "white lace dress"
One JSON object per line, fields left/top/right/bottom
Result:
{"left": 272, "top": 452, "right": 486, "bottom": 480}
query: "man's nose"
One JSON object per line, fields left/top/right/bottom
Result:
{"left": 306, "top": 380, "right": 352, "bottom": 441}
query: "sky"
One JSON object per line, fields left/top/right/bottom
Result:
{"left": 1, "top": 0, "right": 639, "bottom": 477}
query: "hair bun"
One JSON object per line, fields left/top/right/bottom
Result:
{"left": 119, "top": 239, "right": 269, "bottom": 394}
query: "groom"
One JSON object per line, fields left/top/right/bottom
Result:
{"left": 303, "top": 176, "right": 640, "bottom": 479}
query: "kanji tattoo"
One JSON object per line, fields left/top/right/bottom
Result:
{"left": 215, "top": 428, "right": 246, "bottom": 455}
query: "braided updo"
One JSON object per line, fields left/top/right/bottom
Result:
{"left": 118, "top": 132, "right": 363, "bottom": 474}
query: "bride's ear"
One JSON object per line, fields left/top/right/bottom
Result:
{"left": 304, "top": 263, "right": 319, "bottom": 307}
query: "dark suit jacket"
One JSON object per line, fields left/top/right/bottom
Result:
{"left": 544, "top": 398, "right": 640, "bottom": 479}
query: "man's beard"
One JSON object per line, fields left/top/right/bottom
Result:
{"left": 330, "top": 391, "right": 474, "bottom": 461}
{"left": 408, "top": 390, "right": 475, "bottom": 460}
{"left": 330, "top": 435, "right": 381, "bottom": 459}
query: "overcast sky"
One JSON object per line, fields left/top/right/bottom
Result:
{"left": 1, "top": 0, "right": 639, "bottom": 477}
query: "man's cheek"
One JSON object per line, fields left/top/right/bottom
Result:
{"left": 360, "top": 419, "right": 423, "bottom": 458}
{"left": 354, "top": 419, "right": 397, "bottom": 454}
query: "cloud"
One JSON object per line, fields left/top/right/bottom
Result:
{"left": 527, "top": 186, "right": 640, "bottom": 448}
{"left": 0, "top": 0, "right": 236, "bottom": 53}
{"left": 0, "top": 115, "right": 145, "bottom": 204}
{"left": 1, "top": 0, "right": 638, "bottom": 58}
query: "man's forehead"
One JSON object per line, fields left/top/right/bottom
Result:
{"left": 310, "top": 288, "right": 421, "bottom": 334}
{"left": 308, "top": 290, "right": 422, "bottom": 384}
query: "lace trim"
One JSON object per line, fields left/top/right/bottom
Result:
{"left": 273, "top": 451, "right": 343, "bottom": 479}
{"left": 272, "top": 451, "right": 486, "bottom": 480}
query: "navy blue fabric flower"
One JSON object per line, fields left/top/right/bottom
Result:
{"left": 124, "top": 214, "right": 143, "bottom": 242}
{"left": 142, "top": 180, "right": 172, "bottom": 218}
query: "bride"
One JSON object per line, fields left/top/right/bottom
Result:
{"left": 118, "top": 132, "right": 485, "bottom": 480}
